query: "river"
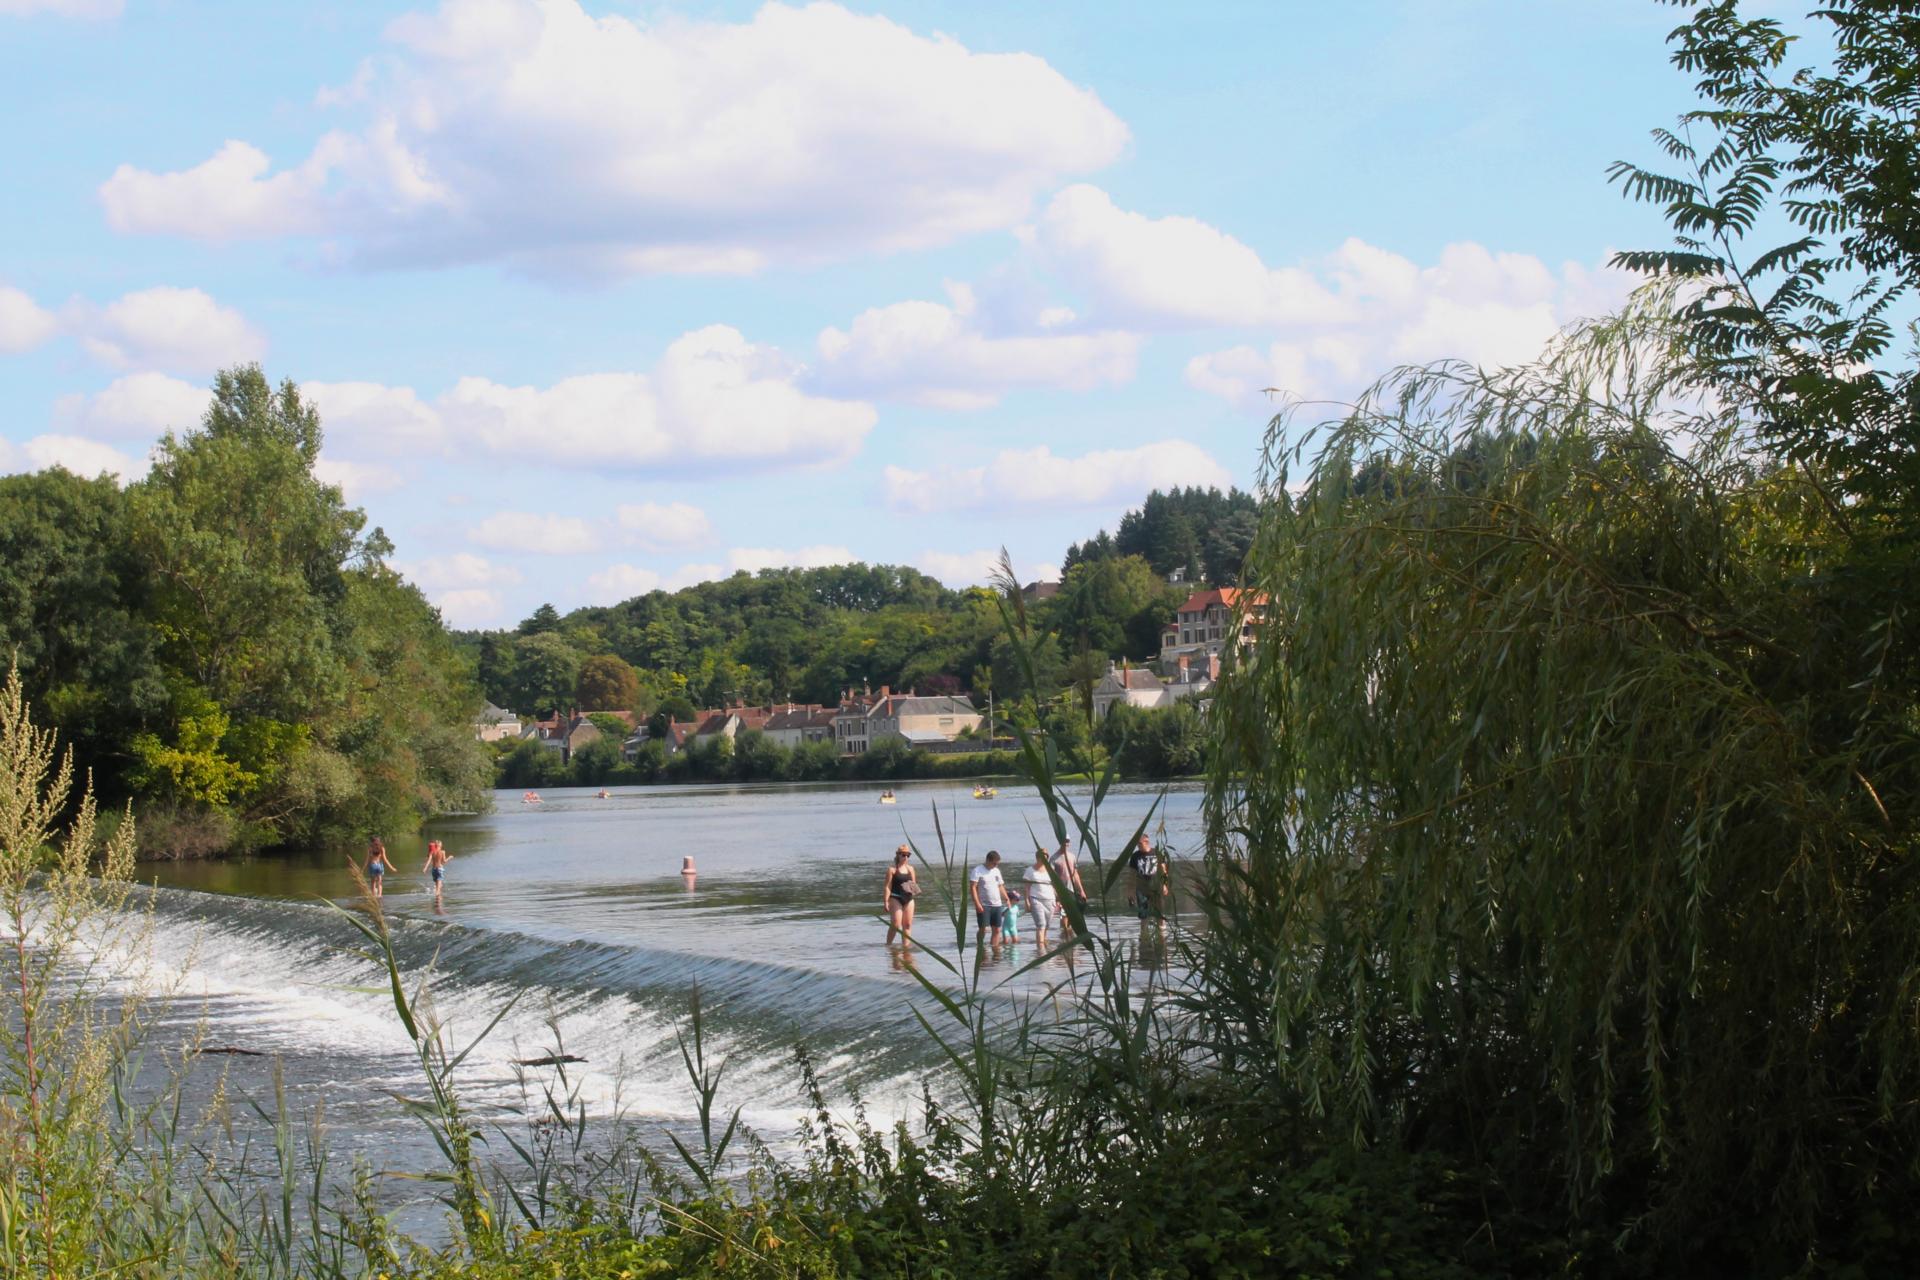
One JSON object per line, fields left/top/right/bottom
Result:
{"left": 118, "top": 778, "right": 1204, "bottom": 1218}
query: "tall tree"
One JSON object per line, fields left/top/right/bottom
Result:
{"left": 575, "top": 653, "right": 641, "bottom": 711}
{"left": 0, "top": 470, "right": 167, "bottom": 783}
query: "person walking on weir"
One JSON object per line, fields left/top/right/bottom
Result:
{"left": 969, "top": 850, "right": 1009, "bottom": 944}
{"left": 422, "top": 838, "right": 450, "bottom": 902}
{"left": 882, "top": 843, "right": 919, "bottom": 944}
{"left": 1129, "top": 833, "right": 1168, "bottom": 922}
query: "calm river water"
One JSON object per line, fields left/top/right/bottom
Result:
{"left": 122, "top": 778, "right": 1203, "bottom": 1207}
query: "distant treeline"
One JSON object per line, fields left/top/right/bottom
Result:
{"left": 0, "top": 367, "right": 491, "bottom": 857}
{"left": 460, "top": 485, "right": 1263, "bottom": 723}
{"left": 497, "top": 695, "right": 1208, "bottom": 791}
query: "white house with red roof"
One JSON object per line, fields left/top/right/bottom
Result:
{"left": 1159, "top": 586, "right": 1267, "bottom": 676}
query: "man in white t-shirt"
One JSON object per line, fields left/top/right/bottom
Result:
{"left": 969, "top": 850, "right": 1008, "bottom": 942}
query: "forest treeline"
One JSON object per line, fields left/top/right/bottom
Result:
{"left": 0, "top": 369, "right": 491, "bottom": 857}
{"left": 3, "top": 381, "right": 1251, "bottom": 853}
{"left": 462, "top": 483, "right": 1257, "bottom": 719}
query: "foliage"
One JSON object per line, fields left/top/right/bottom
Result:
{"left": 576, "top": 652, "right": 641, "bottom": 711}
{"left": 458, "top": 489, "right": 1260, "bottom": 728}
{"left": 0, "top": 663, "right": 142, "bottom": 1275}
{"left": 1065, "top": 483, "right": 1261, "bottom": 583}
{"left": 1100, "top": 698, "right": 1207, "bottom": 778}
{"left": 0, "top": 469, "right": 168, "bottom": 788}
{"left": 1208, "top": 300, "right": 1920, "bottom": 1266}
{"left": 1609, "top": 0, "right": 1920, "bottom": 529}
{"left": 0, "top": 365, "right": 491, "bottom": 856}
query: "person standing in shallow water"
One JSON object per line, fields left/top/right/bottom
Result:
{"left": 1024, "top": 847, "right": 1059, "bottom": 948}
{"left": 1129, "top": 833, "right": 1167, "bottom": 921}
{"left": 883, "top": 844, "right": 919, "bottom": 944}
{"left": 970, "top": 850, "right": 1008, "bottom": 944}
{"left": 422, "top": 839, "right": 450, "bottom": 902}
{"left": 366, "top": 837, "right": 388, "bottom": 899}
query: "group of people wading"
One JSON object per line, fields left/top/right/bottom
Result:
{"left": 363, "top": 836, "right": 452, "bottom": 903}
{"left": 883, "top": 832, "right": 1169, "bottom": 948}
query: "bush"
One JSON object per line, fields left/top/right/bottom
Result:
{"left": 496, "top": 737, "right": 565, "bottom": 788}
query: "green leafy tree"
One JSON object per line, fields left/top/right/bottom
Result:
{"left": 518, "top": 603, "right": 562, "bottom": 635}
{"left": 130, "top": 367, "right": 363, "bottom": 726}
{"left": 567, "top": 736, "right": 625, "bottom": 786}
{"left": 0, "top": 470, "right": 167, "bottom": 782}
{"left": 507, "top": 632, "right": 582, "bottom": 715}
{"left": 1210, "top": 304, "right": 1920, "bottom": 1260}
{"left": 730, "top": 729, "right": 785, "bottom": 781}
{"left": 576, "top": 653, "right": 641, "bottom": 711}
{"left": 497, "top": 738, "right": 565, "bottom": 788}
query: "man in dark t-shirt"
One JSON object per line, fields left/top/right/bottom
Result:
{"left": 1129, "top": 834, "right": 1167, "bottom": 920}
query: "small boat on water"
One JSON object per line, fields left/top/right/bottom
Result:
{"left": 877, "top": 790, "right": 896, "bottom": 804}
{"left": 972, "top": 785, "right": 998, "bottom": 800}
{"left": 596, "top": 789, "right": 611, "bottom": 799}
{"left": 522, "top": 791, "right": 543, "bottom": 805}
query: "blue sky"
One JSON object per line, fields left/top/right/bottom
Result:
{"left": 0, "top": 0, "right": 1707, "bottom": 627}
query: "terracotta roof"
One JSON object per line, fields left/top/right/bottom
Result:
{"left": 1175, "top": 587, "right": 1269, "bottom": 614}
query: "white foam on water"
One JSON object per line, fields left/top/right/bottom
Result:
{"left": 79, "top": 887, "right": 928, "bottom": 1140}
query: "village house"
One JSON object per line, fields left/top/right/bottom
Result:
{"left": 1162, "top": 652, "right": 1219, "bottom": 705}
{"left": 566, "top": 710, "right": 638, "bottom": 762}
{"left": 473, "top": 701, "right": 521, "bottom": 742}
{"left": 763, "top": 703, "right": 838, "bottom": 750}
{"left": 522, "top": 711, "right": 568, "bottom": 754}
{"left": 691, "top": 704, "right": 772, "bottom": 746}
{"left": 1158, "top": 587, "right": 1267, "bottom": 677}
{"left": 1092, "top": 652, "right": 1220, "bottom": 720}
{"left": 1091, "top": 662, "right": 1170, "bottom": 720}
{"left": 833, "top": 686, "right": 983, "bottom": 756}
{"left": 621, "top": 717, "right": 700, "bottom": 761}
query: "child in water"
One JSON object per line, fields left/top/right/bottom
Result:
{"left": 422, "top": 839, "right": 450, "bottom": 901}
{"left": 366, "top": 838, "right": 388, "bottom": 898}
{"left": 1001, "top": 890, "right": 1022, "bottom": 943}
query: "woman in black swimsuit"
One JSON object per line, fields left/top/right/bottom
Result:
{"left": 882, "top": 844, "right": 919, "bottom": 944}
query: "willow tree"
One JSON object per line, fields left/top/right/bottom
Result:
{"left": 1204, "top": 5, "right": 1920, "bottom": 1263}
{"left": 1206, "top": 302, "right": 1918, "bottom": 1260}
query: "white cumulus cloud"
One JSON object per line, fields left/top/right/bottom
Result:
{"left": 99, "top": 0, "right": 1129, "bottom": 278}
{"left": 433, "top": 588, "right": 510, "bottom": 629}
{"left": 586, "top": 563, "right": 665, "bottom": 604}
{"left": 814, "top": 281, "right": 1139, "bottom": 410}
{"left": 0, "top": 285, "right": 59, "bottom": 353}
{"left": 914, "top": 548, "right": 1004, "bottom": 588}
{"left": 442, "top": 326, "right": 875, "bottom": 469}
{"left": 301, "top": 326, "right": 873, "bottom": 474}
{"left": 303, "top": 381, "right": 446, "bottom": 455}
{"left": 396, "top": 552, "right": 522, "bottom": 628}
{"left": 1183, "top": 241, "right": 1634, "bottom": 408}
{"left": 1, "top": 434, "right": 147, "bottom": 482}
{"left": 72, "top": 286, "right": 266, "bottom": 373}
{"left": 468, "top": 511, "right": 602, "bottom": 555}
{"left": 1029, "top": 185, "right": 1342, "bottom": 329}
{"left": 51, "top": 373, "right": 210, "bottom": 439}
{"left": 884, "top": 440, "right": 1231, "bottom": 513}
{"left": 313, "top": 457, "right": 404, "bottom": 500}
{"left": 615, "top": 501, "right": 712, "bottom": 551}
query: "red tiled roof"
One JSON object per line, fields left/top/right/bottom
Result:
{"left": 1175, "top": 587, "right": 1268, "bottom": 614}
